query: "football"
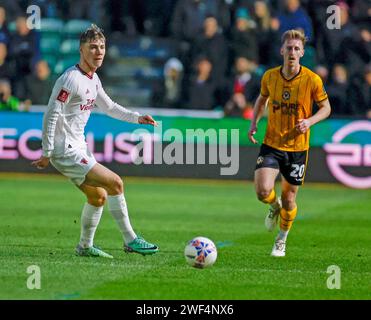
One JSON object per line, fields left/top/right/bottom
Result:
{"left": 184, "top": 236, "right": 217, "bottom": 268}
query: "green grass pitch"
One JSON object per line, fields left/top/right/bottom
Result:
{"left": 1, "top": 173, "right": 370, "bottom": 300}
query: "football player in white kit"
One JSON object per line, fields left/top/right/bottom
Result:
{"left": 32, "top": 25, "right": 159, "bottom": 258}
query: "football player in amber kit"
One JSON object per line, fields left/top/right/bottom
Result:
{"left": 248, "top": 29, "right": 331, "bottom": 257}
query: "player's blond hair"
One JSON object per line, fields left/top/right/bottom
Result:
{"left": 281, "top": 29, "right": 307, "bottom": 47}
{"left": 80, "top": 24, "right": 105, "bottom": 45}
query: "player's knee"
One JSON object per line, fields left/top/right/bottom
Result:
{"left": 91, "top": 197, "right": 106, "bottom": 207}
{"left": 257, "top": 189, "right": 272, "bottom": 202}
{"left": 111, "top": 175, "right": 123, "bottom": 194}
{"left": 88, "top": 190, "right": 107, "bottom": 207}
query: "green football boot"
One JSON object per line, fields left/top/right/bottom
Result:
{"left": 75, "top": 244, "right": 113, "bottom": 259}
{"left": 124, "top": 236, "right": 159, "bottom": 256}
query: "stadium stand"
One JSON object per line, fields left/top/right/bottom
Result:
{"left": 0, "top": 0, "right": 369, "bottom": 118}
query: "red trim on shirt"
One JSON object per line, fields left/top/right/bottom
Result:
{"left": 76, "top": 64, "right": 93, "bottom": 79}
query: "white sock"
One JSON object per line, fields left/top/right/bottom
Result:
{"left": 79, "top": 203, "right": 103, "bottom": 248}
{"left": 107, "top": 194, "right": 136, "bottom": 244}
{"left": 270, "top": 198, "right": 281, "bottom": 210}
{"left": 277, "top": 230, "right": 289, "bottom": 242}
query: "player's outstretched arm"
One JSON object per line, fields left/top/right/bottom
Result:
{"left": 296, "top": 99, "right": 331, "bottom": 134}
{"left": 96, "top": 86, "right": 143, "bottom": 123}
{"left": 248, "top": 94, "right": 269, "bottom": 144}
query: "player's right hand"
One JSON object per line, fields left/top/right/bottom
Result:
{"left": 248, "top": 123, "right": 258, "bottom": 144}
{"left": 138, "top": 115, "right": 157, "bottom": 126}
{"left": 31, "top": 156, "right": 50, "bottom": 169}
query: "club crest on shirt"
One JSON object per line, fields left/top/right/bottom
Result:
{"left": 56, "top": 89, "right": 70, "bottom": 102}
{"left": 282, "top": 90, "right": 290, "bottom": 100}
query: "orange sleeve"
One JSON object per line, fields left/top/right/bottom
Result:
{"left": 260, "top": 71, "right": 270, "bottom": 97}
{"left": 312, "top": 74, "right": 328, "bottom": 103}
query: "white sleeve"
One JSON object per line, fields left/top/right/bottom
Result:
{"left": 41, "top": 74, "right": 75, "bottom": 157}
{"left": 95, "top": 84, "right": 141, "bottom": 124}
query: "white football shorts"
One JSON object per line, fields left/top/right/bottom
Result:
{"left": 50, "top": 147, "right": 97, "bottom": 186}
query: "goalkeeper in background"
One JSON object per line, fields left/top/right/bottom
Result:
{"left": 248, "top": 29, "right": 331, "bottom": 257}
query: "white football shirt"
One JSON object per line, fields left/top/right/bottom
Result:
{"left": 42, "top": 65, "right": 141, "bottom": 157}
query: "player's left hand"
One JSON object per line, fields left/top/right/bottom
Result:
{"left": 248, "top": 122, "right": 258, "bottom": 144}
{"left": 296, "top": 119, "right": 311, "bottom": 133}
{"left": 138, "top": 115, "right": 157, "bottom": 126}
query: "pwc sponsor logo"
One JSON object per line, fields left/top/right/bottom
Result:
{"left": 324, "top": 121, "right": 371, "bottom": 189}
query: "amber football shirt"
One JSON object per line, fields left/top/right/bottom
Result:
{"left": 260, "top": 66, "right": 328, "bottom": 151}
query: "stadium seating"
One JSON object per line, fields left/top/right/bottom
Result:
{"left": 42, "top": 54, "right": 58, "bottom": 71}
{"left": 8, "top": 21, "right": 16, "bottom": 32}
{"left": 37, "top": 21, "right": 88, "bottom": 75}
{"left": 60, "top": 39, "right": 80, "bottom": 61}
{"left": 63, "top": 19, "right": 92, "bottom": 39}
{"left": 40, "top": 18, "right": 64, "bottom": 34}
{"left": 100, "top": 36, "right": 177, "bottom": 106}
{"left": 105, "top": 85, "right": 152, "bottom": 107}
{"left": 40, "top": 34, "right": 61, "bottom": 54}
{"left": 54, "top": 56, "right": 80, "bottom": 75}
{"left": 113, "top": 36, "right": 177, "bottom": 59}
{"left": 300, "top": 45, "right": 317, "bottom": 70}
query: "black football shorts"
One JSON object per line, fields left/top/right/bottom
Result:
{"left": 255, "top": 144, "right": 308, "bottom": 186}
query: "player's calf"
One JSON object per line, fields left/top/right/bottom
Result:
{"left": 279, "top": 207, "right": 297, "bottom": 232}
{"left": 259, "top": 190, "right": 282, "bottom": 231}
{"left": 265, "top": 196, "right": 282, "bottom": 231}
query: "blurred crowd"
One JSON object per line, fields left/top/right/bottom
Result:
{"left": 0, "top": 0, "right": 369, "bottom": 119}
